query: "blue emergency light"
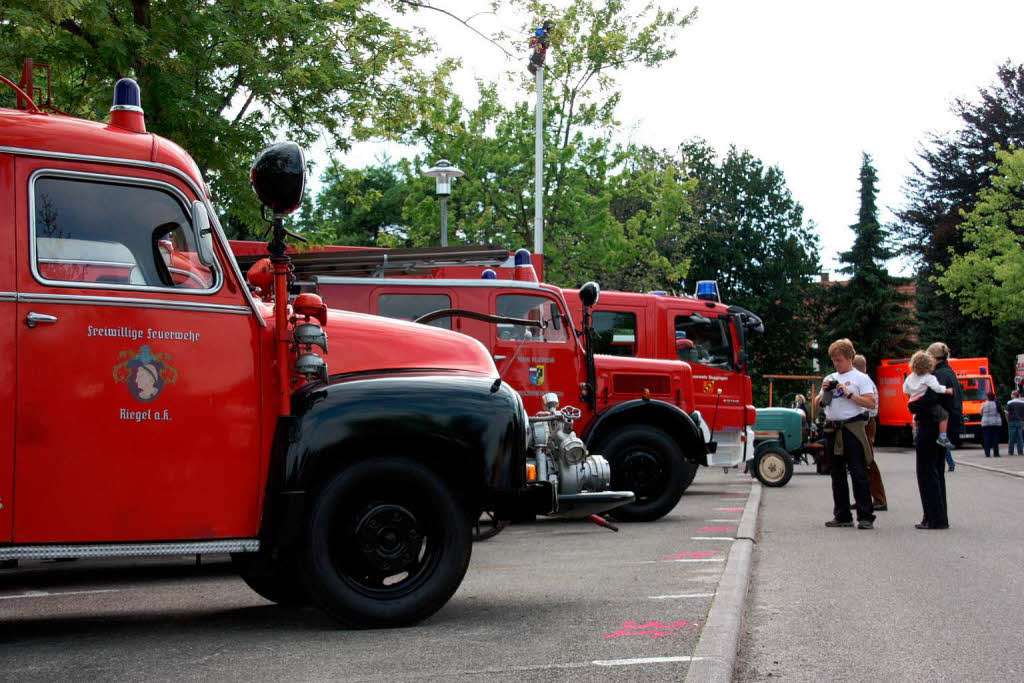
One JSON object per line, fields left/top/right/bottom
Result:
{"left": 112, "top": 78, "right": 142, "bottom": 111}
{"left": 481, "top": 269, "right": 497, "bottom": 280}
{"left": 695, "top": 280, "right": 720, "bottom": 301}
{"left": 648, "top": 291, "right": 667, "bottom": 296}
{"left": 514, "top": 248, "right": 531, "bottom": 266}
{"left": 980, "top": 366, "right": 987, "bottom": 375}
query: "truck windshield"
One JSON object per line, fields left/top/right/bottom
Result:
{"left": 960, "top": 377, "right": 991, "bottom": 401}
{"left": 675, "top": 315, "right": 734, "bottom": 370}
{"left": 496, "top": 295, "right": 567, "bottom": 343}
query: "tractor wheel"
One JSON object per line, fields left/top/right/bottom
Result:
{"left": 753, "top": 445, "right": 794, "bottom": 487}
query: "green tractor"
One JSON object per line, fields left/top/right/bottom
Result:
{"left": 751, "top": 407, "right": 828, "bottom": 487}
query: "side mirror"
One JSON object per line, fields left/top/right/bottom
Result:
{"left": 579, "top": 281, "right": 600, "bottom": 308}
{"left": 190, "top": 200, "right": 216, "bottom": 267}
{"left": 250, "top": 141, "right": 306, "bottom": 215}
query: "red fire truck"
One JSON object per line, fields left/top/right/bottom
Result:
{"left": 274, "top": 249, "right": 717, "bottom": 523}
{"left": 0, "top": 66, "right": 598, "bottom": 627}
{"left": 562, "top": 285, "right": 761, "bottom": 470}
{"left": 877, "top": 357, "right": 997, "bottom": 444}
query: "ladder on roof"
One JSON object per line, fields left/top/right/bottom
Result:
{"left": 233, "top": 245, "right": 511, "bottom": 279}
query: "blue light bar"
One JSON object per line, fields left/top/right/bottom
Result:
{"left": 112, "top": 78, "right": 142, "bottom": 111}
{"left": 514, "top": 248, "right": 531, "bottom": 266}
{"left": 648, "top": 290, "right": 667, "bottom": 296}
{"left": 695, "top": 280, "right": 719, "bottom": 301}
{"left": 481, "top": 269, "right": 497, "bottom": 280}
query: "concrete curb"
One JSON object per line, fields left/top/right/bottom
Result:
{"left": 685, "top": 479, "right": 762, "bottom": 683}
{"left": 953, "top": 458, "right": 1024, "bottom": 479}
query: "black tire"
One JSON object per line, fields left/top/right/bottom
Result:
{"left": 753, "top": 445, "right": 794, "bottom": 487}
{"left": 302, "top": 457, "right": 472, "bottom": 628}
{"left": 232, "top": 552, "right": 309, "bottom": 606}
{"left": 680, "top": 458, "right": 699, "bottom": 490}
{"left": 598, "top": 426, "right": 688, "bottom": 522}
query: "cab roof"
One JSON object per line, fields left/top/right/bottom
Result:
{"left": 0, "top": 107, "right": 205, "bottom": 193}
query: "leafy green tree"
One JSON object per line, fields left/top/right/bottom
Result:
{"left": 295, "top": 160, "right": 412, "bottom": 246}
{"left": 937, "top": 146, "right": 1024, "bottom": 324}
{"left": 675, "top": 140, "right": 821, "bottom": 403}
{"left": 0, "top": 0, "right": 452, "bottom": 234}
{"left": 389, "top": 0, "right": 696, "bottom": 287}
{"left": 828, "top": 153, "right": 917, "bottom": 371}
{"left": 897, "top": 62, "right": 1024, "bottom": 380}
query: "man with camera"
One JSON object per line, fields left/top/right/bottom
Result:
{"left": 818, "top": 339, "right": 878, "bottom": 529}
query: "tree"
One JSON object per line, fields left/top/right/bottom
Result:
{"left": 295, "top": 160, "right": 412, "bottom": 246}
{"left": 675, "top": 140, "right": 821, "bottom": 403}
{"left": 896, "top": 62, "right": 1024, "bottom": 379}
{"left": 937, "top": 146, "right": 1024, "bottom": 325}
{"left": 0, "top": 0, "right": 452, "bottom": 235}
{"left": 309, "top": 0, "right": 699, "bottom": 288}
{"left": 829, "top": 153, "right": 917, "bottom": 371}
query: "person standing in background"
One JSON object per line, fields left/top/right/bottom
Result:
{"left": 980, "top": 392, "right": 1002, "bottom": 457}
{"left": 853, "top": 354, "right": 887, "bottom": 511}
{"left": 927, "top": 343, "right": 963, "bottom": 473}
{"left": 1006, "top": 390, "right": 1024, "bottom": 455}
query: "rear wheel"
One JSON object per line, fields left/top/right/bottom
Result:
{"left": 753, "top": 445, "right": 794, "bottom": 487}
{"left": 598, "top": 426, "right": 688, "bottom": 522}
{"left": 302, "top": 457, "right": 472, "bottom": 628}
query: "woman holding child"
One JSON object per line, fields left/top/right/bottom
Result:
{"left": 905, "top": 343, "right": 956, "bottom": 530}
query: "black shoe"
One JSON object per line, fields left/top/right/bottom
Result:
{"left": 915, "top": 522, "right": 950, "bottom": 530}
{"left": 857, "top": 520, "right": 874, "bottom": 529}
{"left": 873, "top": 503, "right": 887, "bottom": 511}
{"left": 825, "top": 518, "right": 854, "bottom": 528}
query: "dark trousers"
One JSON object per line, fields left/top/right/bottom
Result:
{"left": 827, "top": 425, "right": 875, "bottom": 523}
{"left": 915, "top": 419, "right": 948, "bottom": 527}
{"left": 982, "top": 425, "right": 1001, "bottom": 457}
{"left": 864, "top": 418, "right": 886, "bottom": 505}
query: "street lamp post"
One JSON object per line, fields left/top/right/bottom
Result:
{"left": 423, "top": 159, "right": 464, "bottom": 247}
{"left": 528, "top": 20, "right": 553, "bottom": 258}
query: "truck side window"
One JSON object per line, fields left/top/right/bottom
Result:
{"left": 32, "top": 175, "right": 216, "bottom": 290}
{"left": 496, "top": 294, "right": 567, "bottom": 343}
{"left": 592, "top": 311, "right": 637, "bottom": 357}
{"left": 675, "top": 315, "right": 734, "bottom": 370}
{"left": 377, "top": 293, "right": 452, "bottom": 329}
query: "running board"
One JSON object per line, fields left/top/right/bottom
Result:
{"left": 0, "top": 538, "right": 260, "bottom": 561}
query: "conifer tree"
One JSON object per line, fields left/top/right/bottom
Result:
{"left": 828, "top": 153, "right": 917, "bottom": 371}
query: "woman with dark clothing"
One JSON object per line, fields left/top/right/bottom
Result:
{"left": 915, "top": 342, "right": 956, "bottom": 530}
{"left": 980, "top": 392, "right": 1002, "bottom": 458}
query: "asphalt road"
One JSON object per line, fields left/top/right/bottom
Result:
{"left": 737, "top": 444, "right": 1024, "bottom": 682}
{"left": 0, "top": 469, "right": 753, "bottom": 682}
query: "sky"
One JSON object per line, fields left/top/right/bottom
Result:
{"left": 329, "top": 1, "right": 1024, "bottom": 277}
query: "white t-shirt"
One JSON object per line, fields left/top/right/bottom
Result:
{"left": 902, "top": 373, "right": 946, "bottom": 401}
{"left": 823, "top": 368, "right": 876, "bottom": 421}
{"left": 865, "top": 376, "right": 879, "bottom": 418}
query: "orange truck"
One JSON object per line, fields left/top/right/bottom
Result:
{"left": 876, "top": 357, "right": 996, "bottom": 444}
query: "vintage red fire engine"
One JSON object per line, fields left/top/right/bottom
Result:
{"left": 562, "top": 282, "right": 763, "bottom": 470}
{"left": 0, "top": 66, "right": 622, "bottom": 627}
{"left": 286, "top": 250, "right": 716, "bottom": 522}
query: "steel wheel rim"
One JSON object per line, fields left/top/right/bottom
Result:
{"left": 616, "top": 449, "right": 666, "bottom": 501}
{"left": 758, "top": 453, "right": 786, "bottom": 484}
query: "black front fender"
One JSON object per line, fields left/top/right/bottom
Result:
{"left": 268, "top": 371, "right": 528, "bottom": 533}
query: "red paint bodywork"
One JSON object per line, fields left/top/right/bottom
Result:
{"left": 0, "top": 105, "right": 496, "bottom": 544}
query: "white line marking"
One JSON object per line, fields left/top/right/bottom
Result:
{"left": 593, "top": 656, "right": 701, "bottom": 666}
{"left": 691, "top": 536, "right": 736, "bottom": 541}
{"left": 649, "top": 593, "right": 715, "bottom": 600}
{"left": 705, "top": 519, "right": 740, "bottom": 522}
{"left": 0, "top": 588, "right": 122, "bottom": 600}
{"left": 637, "top": 558, "right": 726, "bottom": 564}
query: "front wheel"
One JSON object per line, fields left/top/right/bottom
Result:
{"left": 302, "top": 457, "right": 472, "bottom": 628}
{"left": 598, "top": 426, "right": 689, "bottom": 522}
{"left": 753, "top": 445, "right": 794, "bottom": 487}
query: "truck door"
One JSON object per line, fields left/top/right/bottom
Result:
{"left": 490, "top": 291, "right": 580, "bottom": 414}
{"left": 0, "top": 153, "right": 15, "bottom": 541}
{"left": 13, "top": 163, "right": 262, "bottom": 543}
{"left": 672, "top": 310, "right": 743, "bottom": 433}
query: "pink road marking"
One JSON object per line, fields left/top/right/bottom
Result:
{"left": 698, "top": 526, "right": 734, "bottom": 532}
{"left": 602, "top": 620, "right": 696, "bottom": 639}
{"left": 663, "top": 550, "right": 719, "bottom": 560}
